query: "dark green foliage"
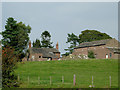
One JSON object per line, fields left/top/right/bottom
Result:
{"left": 65, "top": 33, "right": 79, "bottom": 55}
{"left": 41, "top": 31, "right": 53, "bottom": 48}
{"left": 88, "top": 50, "right": 95, "bottom": 59}
{"left": 33, "top": 39, "right": 41, "bottom": 48}
{"left": 79, "top": 30, "right": 112, "bottom": 43}
{"left": 66, "top": 33, "right": 79, "bottom": 47}
{"left": 62, "top": 52, "right": 70, "bottom": 56}
{"left": 1, "top": 17, "right": 31, "bottom": 60}
{"left": 2, "top": 47, "right": 19, "bottom": 88}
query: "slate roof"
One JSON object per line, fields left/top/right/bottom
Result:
{"left": 30, "top": 48, "right": 60, "bottom": 59}
{"left": 75, "top": 39, "right": 111, "bottom": 49}
{"left": 107, "top": 47, "right": 120, "bottom": 53}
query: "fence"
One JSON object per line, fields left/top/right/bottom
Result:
{"left": 17, "top": 74, "right": 112, "bottom": 88}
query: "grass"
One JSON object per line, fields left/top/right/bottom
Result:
{"left": 15, "top": 59, "right": 118, "bottom": 88}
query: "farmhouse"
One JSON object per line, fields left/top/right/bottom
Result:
{"left": 23, "top": 41, "right": 60, "bottom": 61}
{"left": 72, "top": 38, "right": 120, "bottom": 59}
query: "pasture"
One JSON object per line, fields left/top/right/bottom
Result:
{"left": 15, "top": 59, "right": 118, "bottom": 88}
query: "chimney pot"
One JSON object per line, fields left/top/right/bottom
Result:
{"left": 29, "top": 40, "right": 31, "bottom": 48}
{"left": 56, "top": 42, "right": 58, "bottom": 50}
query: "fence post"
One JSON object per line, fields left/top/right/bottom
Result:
{"left": 28, "top": 76, "right": 29, "bottom": 84}
{"left": 62, "top": 76, "right": 64, "bottom": 83}
{"left": 38, "top": 76, "right": 40, "bottom": 85}
{"left": 18, "top": 74, "right": 20, "bottom": 81}
{"left": 109, "top": 76, "right": 111, "bottom": 88}
{"left": 92, "top": 76, "right": 93, "bottom": 87}
{"left": 73, "top": 74, "right": 76, "bottom": 86}
{"left": 50, "top": 76, "right": 52, "bottom": 85}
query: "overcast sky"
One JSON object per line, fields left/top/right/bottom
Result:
{"left": 2, "top": 2, "right": 118, "bottom": 54}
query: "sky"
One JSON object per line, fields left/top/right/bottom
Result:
{"left": 1, "top": 2, "right": 118, "bottom": 54}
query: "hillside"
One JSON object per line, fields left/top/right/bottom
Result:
{"left": 15, "top": 59, "right": 118, "bottom": 88}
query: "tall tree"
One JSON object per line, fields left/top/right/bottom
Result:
{"left": 65, "top": 33, "right": 79, "bottom": 55}
{"left": 41, "top": 31, "right": 53, "bottom": 48}
{"left": 33, "top": 39, "right": 41, "bottom": 48}
{"left": 79, "top": 30, "right": 112, "bottom": 44}
{"left": 2, "top": 17, "right": 31, "bottom": 60}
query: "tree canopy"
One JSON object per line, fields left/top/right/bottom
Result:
{"left": 64, "top": 33, "right": 79, "bottom": 55}
{"left": 2, "top": 17, "right": 31, "bottom": 60}
{"left": 41, "top": 31, "right": 53, "bottom": 48}
{"left": 79, "top": 30, "right": 112, "bottom": 43}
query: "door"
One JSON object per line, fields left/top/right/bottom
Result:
{"left": 106, "top": 54, "right": 108, "bottom": 59}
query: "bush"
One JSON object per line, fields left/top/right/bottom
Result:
{"left": 2, "top": 46, "right": 19, "bottom": 88}
{"left": 88, "top": 50, "right": 95, "bottom": 59}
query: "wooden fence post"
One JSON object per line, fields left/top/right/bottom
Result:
{"left": 92, "top": 76, "right": 93, "bottom": 87}
{"left": 38, "top": 76, "right": 40, "bottom": 85}
{"left": 18, "top": 74, "right": 20, "bottom": 81}
{"left": 62, "top": 76, "right": 64, "bottom": 83}
{"left": 73, "top": 74, "right": 76, "bottom": 86}
{"left": 109, "top": 76, "right": 111, "bottom": 88}
{"left": 28, "top": 76, "right": 29, "bottom": 84}
{"left": 50, "top": 76, "right": 52, "bottom": 85}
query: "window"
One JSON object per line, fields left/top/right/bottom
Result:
{"left": 39, "top": 56, "right": 41, "bottom": 58}
{"left": 110, "top": 53, "right": 112, "bottom": 57}
{"left": 32, "top": 56, "right": 34, "bottom": 59}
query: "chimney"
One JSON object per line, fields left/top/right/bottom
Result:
{"left": 56, "top": 42, "right": 59, "bottom": 50}
{"left": 29, "top": 40, "right": 31, "bottom": 48}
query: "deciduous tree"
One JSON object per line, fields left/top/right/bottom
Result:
{"left": 65, "top": 33, "right": 79, "bottom": 55}
{"left": 41, "top": 31, "right": 53, "bottom": 48}
{"left": 79, "top": 30, "right": 112, "bottom": 43}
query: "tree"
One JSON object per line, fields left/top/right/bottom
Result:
{"left": 79, "top": 30, "right": 112, "bottom": 44}
{"left": 33, "top": 39, "right": 41, "bottom": 48}
{"left": 2, "top": 46, "right": 19, "bottom": 88}
{"left": 65, "top": 33, "right": 79, "bottom": 55}
{"left": 2, "top": 17, "right": 31, "bottom": 60}
{"left": 41, "top": 31, "right": 53, "bottom": 48}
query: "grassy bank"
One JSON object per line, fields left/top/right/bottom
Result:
{"left": 15, "top": 59, "right": 118, "bottom": 88}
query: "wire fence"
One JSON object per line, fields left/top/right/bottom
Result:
{"left": 17, "top": 74, "right": 114, "bottom": 88}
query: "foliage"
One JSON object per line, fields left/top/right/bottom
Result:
{"left": 1, "top": 17, "right": 31, "bottom": 60}
{"left": 61, "top": 52, "right": 70, "bottom": 56}
{"left": 79, "top": 30, "right": 112, "bottom": 43}
{"left": 2, "top": 47, "right": 19, "bottom": 88}
{"left": 33, "top": 39, "right": 41, "bottom": 48}
{"left": 41, "top": 31, "right": 53, "bottom": 48}
{"left": 65, "top": 33, "right": 79, "bottom": 55}
{"left": 88, "top": 50, "right": 95, "bottom": 59}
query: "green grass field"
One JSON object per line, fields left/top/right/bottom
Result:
{"left": 15, "top": 59, "right": 118, "bottom": 88}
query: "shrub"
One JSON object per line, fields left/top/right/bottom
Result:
{"left": 88, "top": 50, "right": 95, "bottom": 59}
{"left": 2, "top": 46, "right": 19, "bottom": 88}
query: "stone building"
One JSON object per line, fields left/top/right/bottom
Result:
{"left": 23, "top": 41, "right": 60, "bottom": 61}
{"left": 72, "top": 38, "right": 120, "bottom": 59}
